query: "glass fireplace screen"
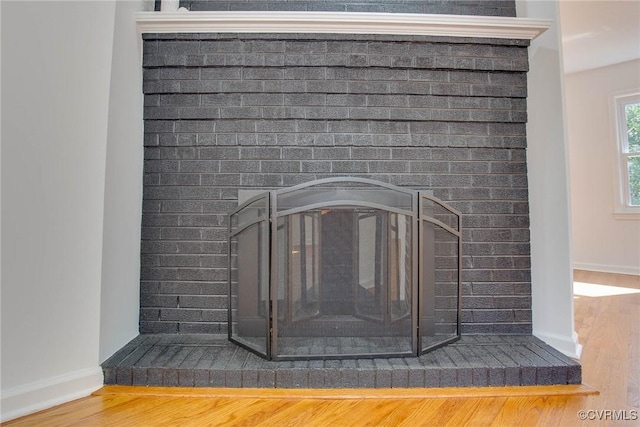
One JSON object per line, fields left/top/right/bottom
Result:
{"left": 228, "top": 178, "right": 461, "bottom": 361}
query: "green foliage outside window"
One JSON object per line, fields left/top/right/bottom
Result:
{"left": 625, "top": 103, "right": 640, "bottom": 205}
{"left": 626, "top": 103, "right": 640, "bottom": 151}
{"left": 629, "top": 156, "right": 640, "bottom": 206}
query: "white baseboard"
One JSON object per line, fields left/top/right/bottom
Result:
{"left": 0, "top": 367, "right": 103, "bottom": 422}
{"left": 534, "top": 330, "right": 583, "bottom": 360}
{"left": 573, "top": 262, "right": 640, "bottom": 276}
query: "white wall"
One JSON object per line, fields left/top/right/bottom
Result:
{"left": 0, "top": 0, "right": 148, "bottom": 421}
{"left": 99, "top": 0, "right": 151, "bottom": 364}
{"left": 565, "top": 60, "right": 640, "bottom": 275}
{"left": 516, "top": 0, "right": 581, "bottom": 358}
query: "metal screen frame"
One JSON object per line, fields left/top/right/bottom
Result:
{"left": 418, "top": 193, "right": 463, "bottom": 354}
{"left": 228, "top": 177, "right": 461, "bottom": 361}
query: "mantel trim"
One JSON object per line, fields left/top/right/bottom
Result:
{"left": 135, "top": 11, "right": 550, "bottom": 40}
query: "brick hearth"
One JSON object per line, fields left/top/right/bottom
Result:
{"left": 103, "top": 334, "right": 580, "bottom": 388}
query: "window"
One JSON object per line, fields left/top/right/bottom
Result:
{"left": 614, "top": 93, "right": 640, "bottom": 214}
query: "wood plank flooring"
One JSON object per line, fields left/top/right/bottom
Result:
{"left": 5, "top": 270, "right": 639, "bottom": 426}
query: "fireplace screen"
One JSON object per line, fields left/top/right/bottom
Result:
{"left": 228, "top": 178, "right": 461, "bottom": 360}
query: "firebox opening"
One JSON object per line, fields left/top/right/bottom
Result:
{"left": 228, "top": 177, "right": 461, "bottom": 361}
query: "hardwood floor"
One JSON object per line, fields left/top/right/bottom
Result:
{"left": 5, "top": 270, "right": 639, "bottom": 426}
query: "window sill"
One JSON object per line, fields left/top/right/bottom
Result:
{"left": 613, "top": 210, "right": 640, "bottom": 220}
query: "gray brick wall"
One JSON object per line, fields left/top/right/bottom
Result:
{"left": 141, "top": 33, "right": 531, "bottom": 335}
{"left": 179, "top": 0, "right": 517, "bottom": 17}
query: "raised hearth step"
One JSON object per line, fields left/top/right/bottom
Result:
{"left": 102, "top": 334, "right": 580, "bottom": 389}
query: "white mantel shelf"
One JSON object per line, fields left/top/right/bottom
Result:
{"left": 135, "top": 11, "right": 550, "bottom": 40}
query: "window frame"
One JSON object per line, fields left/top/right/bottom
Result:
{"left": 612, "top": 91, "right": 640, "bottom": 218}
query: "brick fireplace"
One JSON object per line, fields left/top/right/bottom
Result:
{"left": 102, "top": 0, "right": 580, "bottom": 388}
{"left": 140, "top": 31, "right": 531, "bottom": 336}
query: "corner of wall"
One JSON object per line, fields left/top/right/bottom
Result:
{"left": 516, "top": 0, "right": 580, "bottom": 357}
{"left": 99, "top": 0, "right": 153, "bottom": 363}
